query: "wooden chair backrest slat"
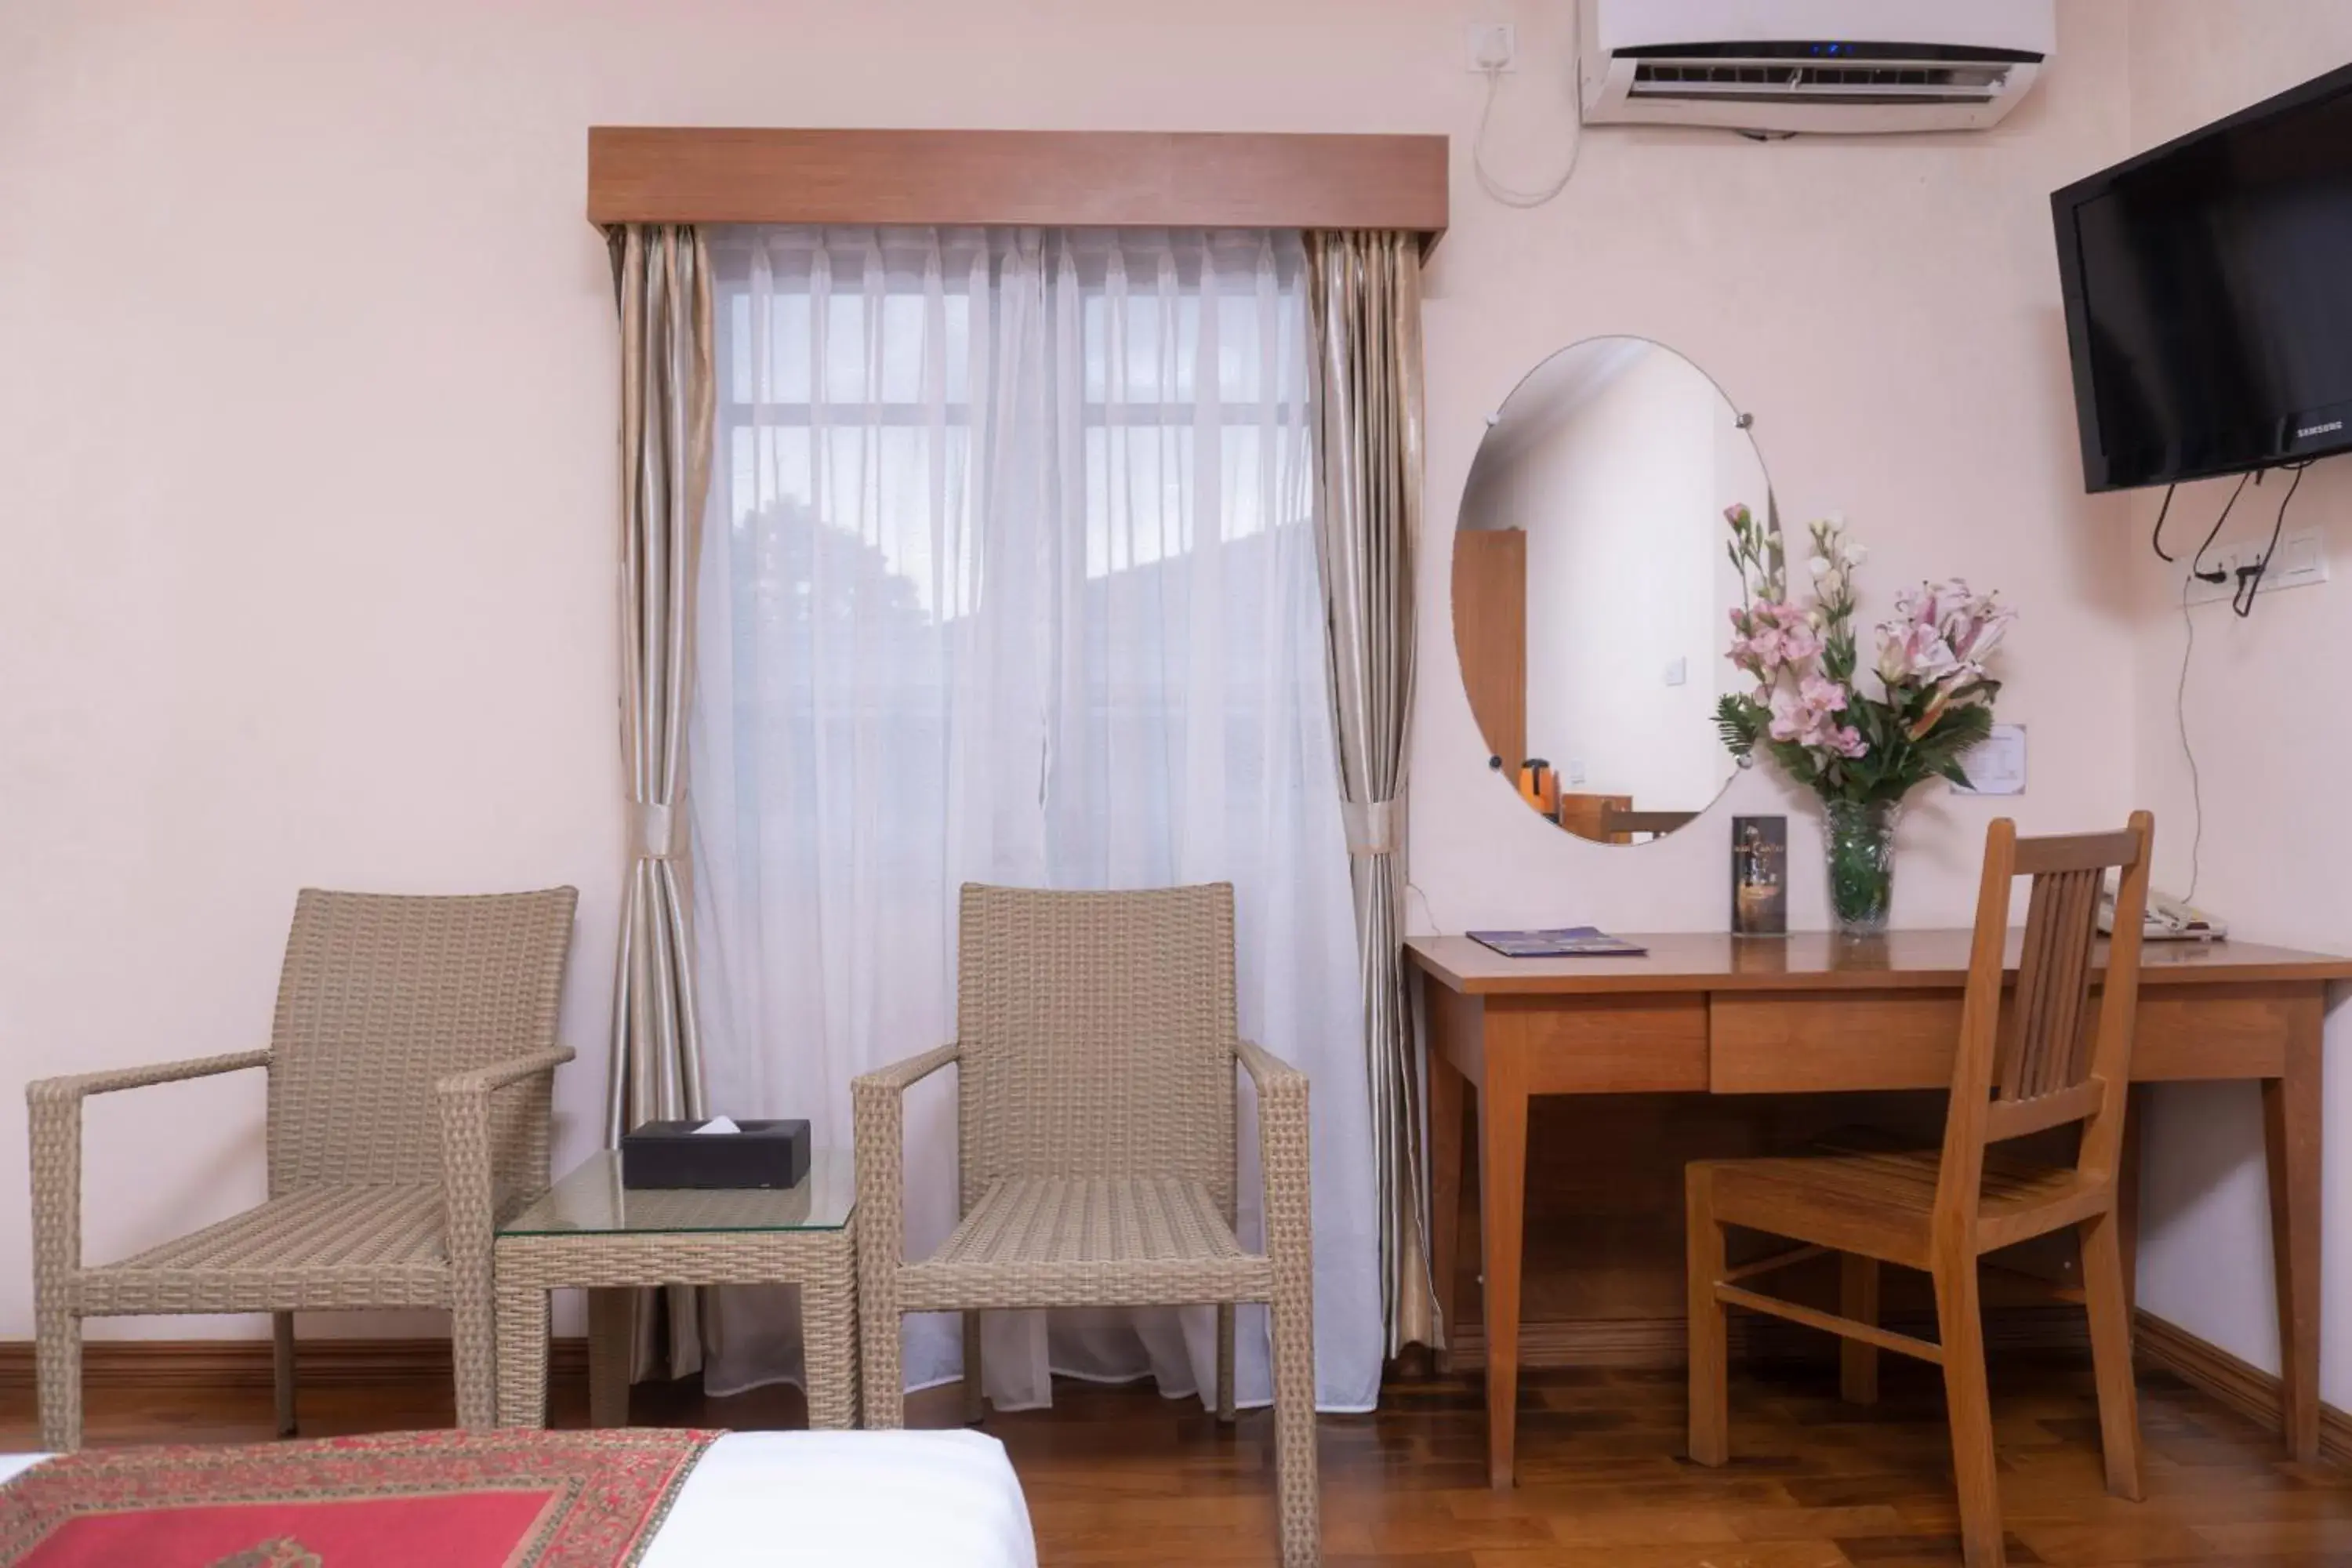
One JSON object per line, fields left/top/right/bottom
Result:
{"left": 1936, "top": 812, "right": 2154, "bottom": 1231}
{"left": 2000, "top": 863, "right": 2105, "bottom": 1102}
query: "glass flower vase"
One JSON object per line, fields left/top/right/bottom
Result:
{"left": 1822, "top": 798, "right": 1900, "bottom": 937}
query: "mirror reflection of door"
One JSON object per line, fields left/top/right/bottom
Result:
{"left": 1454, "top": 337, "right": 1772, "bottom": 844}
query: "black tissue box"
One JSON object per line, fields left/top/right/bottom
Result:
{"left": 620, "top": 1118, "right": 811, "bottom": 1190}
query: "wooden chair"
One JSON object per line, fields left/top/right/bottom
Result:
{"left": 1599, "top": 806, "right": 1699, "bottom": 840}
{"left": 1686, "top": 813, "right": 2154, "bottom": 1568}
{"left": 1555, "top": 790, "right": 1633, "bottom": 842}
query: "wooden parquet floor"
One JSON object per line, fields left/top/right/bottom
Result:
{"left": 5, "top": 1352, "right": 2350, "bottom": 1566}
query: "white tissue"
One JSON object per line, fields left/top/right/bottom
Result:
{"left": 692, "top": 1116, "right": 742, "bottom": 1136}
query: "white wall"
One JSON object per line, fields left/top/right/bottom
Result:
{"left": 2119, "top": 0, "right": 2352, "bottom": 1410}
{"left": 0, "top": 0, "right": 2212, "bottom": 1350}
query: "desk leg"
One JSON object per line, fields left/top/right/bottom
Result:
{"left": 587, "top": 1288, "right": 633, "bottom": 1429}
{"left": 1428, "top": 1033, "right": 1466, "bottom": 1374}
{"left": 2263, "top": 1003, "right": 2324, "bottom": 1463}
{"left": 1477, "top": 1056, "right": 1528, "bottom": 1490}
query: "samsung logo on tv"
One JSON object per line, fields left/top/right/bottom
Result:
{"left": 2296, "top": 419, "right": 2345, "bottom": 439}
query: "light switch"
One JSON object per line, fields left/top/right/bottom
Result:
{"left": 1664, "top": 657, "right": 1688, "bottom": 687}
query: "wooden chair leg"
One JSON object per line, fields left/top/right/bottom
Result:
{"left": 1686, "top": 1167, "right": 1730, "bottom": 1467}
{"left": 2081, "top": 1208, "right": 2144, "bottom": 1501}
{"left": 1215, "top": 1302, "right": 1237, "bottom": 1423}
{"left": 1839, "top": 1255, "right": 1880, "bottom": 1406}
{"left": 962, "top": 1311, "right": 986, "bottom": 1425}
{"left": 272, "top": 1311, "right": 299, "bottom": 1436}
{"left": 1933, "top": 1259, "right": 2006, "bottom": 1568}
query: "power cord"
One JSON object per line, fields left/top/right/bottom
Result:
{"left": 2174, "top": 570, "right": 2205, "bottom": 903}
{"left": 1471, "top": 2, "right": 1584, "bottom": 208}
{"left": 2185, "top": 470, "right": 2251, "bottom": 586}
{"left": 2230, "top": 459, "right": 2312, "bottom": 617}
{"left": 2168, "top": 458, "right": 2321, "bottom": 898}
{"left": 2150, "top": 482, "right": 2179, "bottom": 562}
{"left": 1406, "top": 879, "right": 1447, "bottom": 935}
{"left": 2169, "top": 469, "right": 2256, "bottom": 900}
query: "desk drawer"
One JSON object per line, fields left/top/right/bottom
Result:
{"left": 2132, "top": 985, "right": 2296, "bottom": 1079}
{"left": 1496, "top": 994, "right": 1709, "bottom": 1094}
{"left": 1711, "top": 983, "right": 2306, "bottom": 1091}
{"left": 1710, "top": 992, "right": 1958, "bottom": 1092}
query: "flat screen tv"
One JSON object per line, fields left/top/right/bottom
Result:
{"left": 2053, "top": 62, "right": 2352, "bottom": 492}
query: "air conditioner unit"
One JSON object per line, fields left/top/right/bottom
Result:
{"left": 1580, "top": 0, "right": 2054, "bottom": 136}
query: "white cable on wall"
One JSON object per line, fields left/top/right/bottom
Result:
{"left": 2175, "top": 572, "right": 2205, "bottom": 902}
{"left": 1472, "top": 2, "right": 1585, "bottom": 209}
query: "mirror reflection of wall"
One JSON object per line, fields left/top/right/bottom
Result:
{"left": 1454, "top": 337, "right": 1771, "bottom": 844}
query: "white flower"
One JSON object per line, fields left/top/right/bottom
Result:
{"left": 1809, "top": 555, "right": 1833, "bottom": 579}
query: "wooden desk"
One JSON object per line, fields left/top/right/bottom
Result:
{"left": 1409, "top": 930, "right": 2351, "bottom": 1488}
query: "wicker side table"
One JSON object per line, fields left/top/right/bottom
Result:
{"left": 493, "top": 1150, "right": 858, "bottom": 1430}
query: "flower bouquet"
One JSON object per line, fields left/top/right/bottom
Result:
{"left": 1713, "top": 505, "right": 2014, "bottom": 934}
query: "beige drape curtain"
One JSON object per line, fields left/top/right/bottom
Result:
{"left": 1304, "top": 230, "right": 1432, "bottom": 1355}
{"left": 607, "top": 223, "right": 715, "bottom": 1379}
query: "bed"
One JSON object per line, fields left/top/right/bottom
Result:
{"left": 0, "top": 1429, "right": 1037, "bottom": 1568}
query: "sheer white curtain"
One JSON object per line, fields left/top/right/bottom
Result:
{"left": 688, "top": 225, "right": 1380, "bottom": 1412}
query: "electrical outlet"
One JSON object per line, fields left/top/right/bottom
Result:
{"left": 1565, "top": 759, "right": 1586, "bottom": 786}
{"left": 2184, "top": 531, "right": 2329, "bottom": 606}
{"left": 1465, "top": 22, "right": 1516, "bottom": 72}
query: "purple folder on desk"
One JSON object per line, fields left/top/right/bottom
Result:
{"left": 1467, "top": 926, "right": 1649, "bottom": 959}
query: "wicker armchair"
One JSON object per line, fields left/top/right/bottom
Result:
{"left": 27, "top": 887, "right": 577, "bottom": 1450}
{"left": 855, "top": 883, "right": 1319, "bottom": 1566}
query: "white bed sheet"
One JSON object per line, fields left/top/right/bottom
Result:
{"left": 0, "top": 1429, "right": 1037, "bottom": 1568}
{"left": 643, "top": 1430, "right": 1036, "bottom": 1567}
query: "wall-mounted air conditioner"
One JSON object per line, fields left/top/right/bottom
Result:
{"left": 1580, "top": 0, "right": 2055, "bottom": 136}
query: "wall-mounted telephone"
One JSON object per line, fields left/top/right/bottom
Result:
{"left": 2098, "top": 885, "right": 2227, "bottom": 942}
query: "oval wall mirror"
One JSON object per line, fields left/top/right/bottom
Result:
{"left": 1453, "top": 336, "right": 1773, "bottom": 844}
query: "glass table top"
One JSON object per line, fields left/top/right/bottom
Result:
{"left": 501, "top": 1149, "right": 854, "bottom": 1236}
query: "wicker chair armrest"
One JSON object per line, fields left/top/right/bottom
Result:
{"left": 434, "top": 1047, "right": 575, "bottom": 1102}
{"left": 852, "top": 1044, "right": 959, "bottom": 1296}
{"left": 853, "top": 1042, "right": 961, "bottom": 1098}
{"left": 27, "top": 1048, "right": 272, "bottom": 1108}
{"left": 1236, "top": 1039, "right": 1312, "bottom": 1265}
{"left": 434, "top": 1046, "right": 574, "bottom": 1372}
{"left": 27, "top": 1048, "right": 271, "bottom": 1283}
{"left": 1235, "top": 1037, "right": 1307, "bottom": 1099}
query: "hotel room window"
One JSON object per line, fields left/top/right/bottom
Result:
{"left": 687, "top": 226, "right": 1375, "bottom": 1411}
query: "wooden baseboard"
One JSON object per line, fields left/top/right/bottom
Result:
{"left": 0, "top": 1338, "right": 589, "bottom": 1397}
{"left": 1443, "top": 1305, "right": 2087, "bottom": 1372}
{"left": 2133, "top": 1309, "right": 2352, "bottom": 1465}
{"left": 2, "top": 1314, "right": 2339, "bottom": 1465}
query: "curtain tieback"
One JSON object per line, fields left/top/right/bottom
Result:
{"left": 1342, "top": 799, "right": 1402, "bottom": 858}
{"left": 629, "top": 800, "right": 680, "bottom": 860}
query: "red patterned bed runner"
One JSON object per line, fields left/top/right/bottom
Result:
{"left": 0, "top": 1428, "right": 720, "bottom": 1568}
